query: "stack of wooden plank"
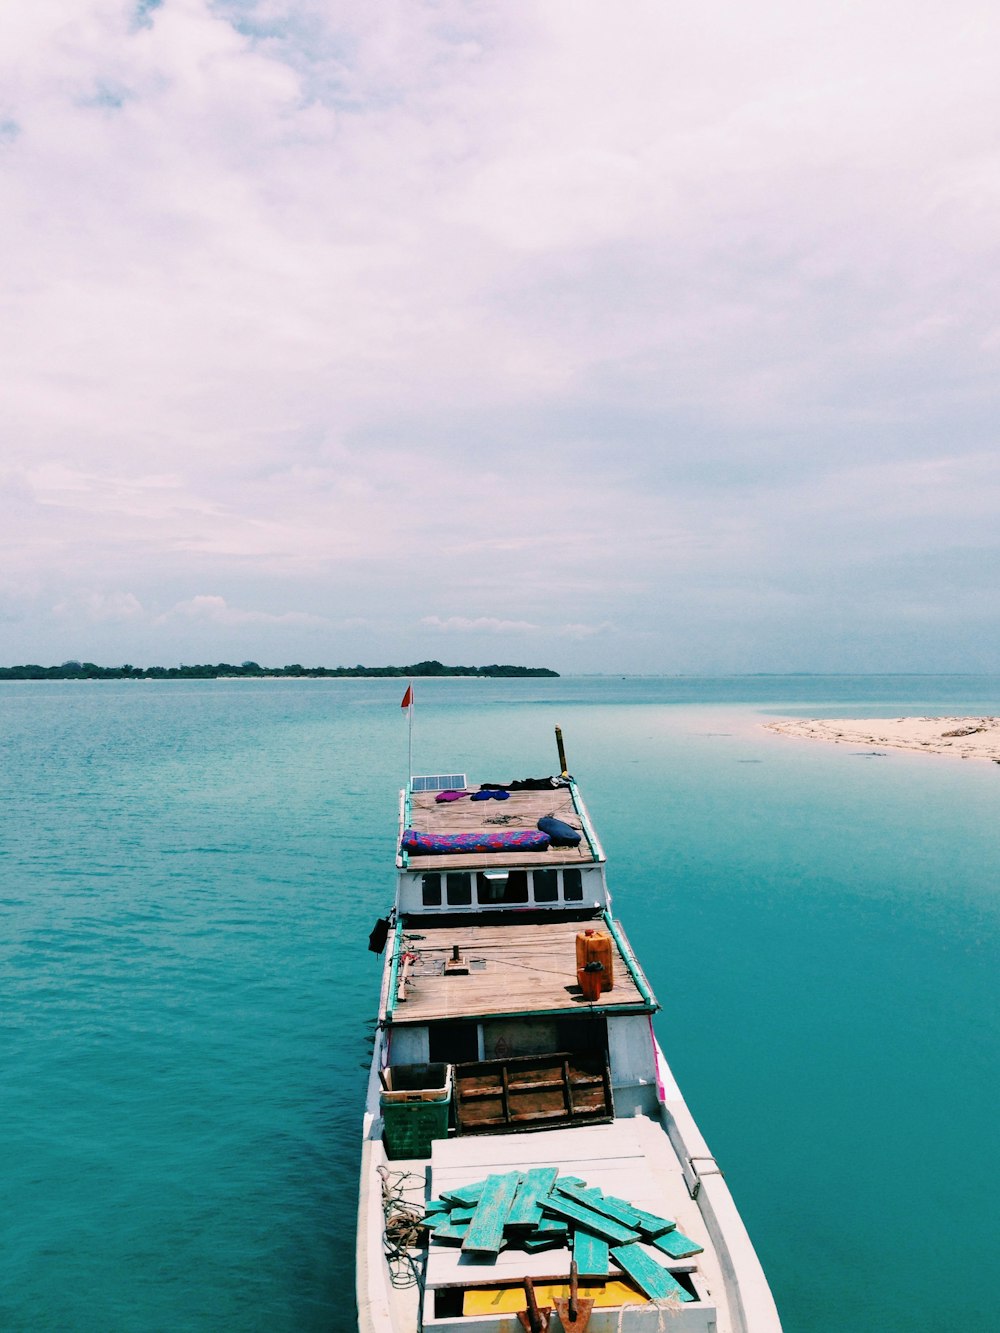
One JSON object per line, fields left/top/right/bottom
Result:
{"left": 421, "top": 1167, "right": 703, "bottom": 1303}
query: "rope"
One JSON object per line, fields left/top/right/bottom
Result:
{"left": 377, "top": 1164, "right": 426, "bottom": 1290}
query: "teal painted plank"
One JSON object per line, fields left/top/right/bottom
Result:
{"left": 604, "top": 1194, "right": 672, "bottom": 1231}
{"left": 430, "top": 1221, "right": 470, "bottom": 1244}
{"left": 519, "top": 1215, "right": 567, "bottom": 1250}
{"left": 628, "top": 1205, "right": 677, "bottom": 1238}
{"left": 449, "top": 1206, "right": 476, "bottom": 1223}
{"left": 462, "top": 1172, "right": 521, "bottom": 1255}
{"left": 424, "top": 1199, "right": 450, "bottom": 1215}
{"left": 555, "top": 1180, "right": 607, "bottom": 1205}
{"left": 610, "top": 1246, "right": 695, "bottom": 1302}
{"left": 573, "top": 1230, "right": 610, "bottom": 1276}
{"left": 441, "top": 1180, "right": 487, "bottom": 1206}
{"left": 556, "top": 1182, "right": 645, "bottom": 1229}
{"left": 653, "top": 1229, "right": 704, "bottom": 1259}
{"left": 522, "top": 1232, "right": 565, "bottom": 1253}
{"left": 507, "top": 1167, "right": 559, "bottom": 1230}
{"left": 539, "top": 1193, "right": 639, "bottom": 1245}
{"left": 553, "top": 1182, "right": 675, "bottom": 1236}
{"left": 507, "top": 1167, "right": 558, "bottom": 1229}
{"left": 581, "top": 1190, "right": 644, "bottom": 1229}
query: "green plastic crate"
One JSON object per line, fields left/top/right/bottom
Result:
{"left": 380, "top": 1063, "right": 452, "bottom": 1160}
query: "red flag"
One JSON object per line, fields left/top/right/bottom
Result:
{"left": 400, "top": 684, "right": 413, "bottom": 709}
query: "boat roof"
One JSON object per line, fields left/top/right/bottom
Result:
{"left": 397, "top": 780, "right": 604, "bottom": 871}
{"left": 386, "top": 914, "right": 657, "bottom": 1024}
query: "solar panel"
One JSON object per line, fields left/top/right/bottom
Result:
{"left": 411, "top": 774, "right": 467, "bottom": 792}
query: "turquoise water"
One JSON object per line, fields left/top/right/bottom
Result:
{"left": 2, "top": 676, "right": 997, "bottom": 1331}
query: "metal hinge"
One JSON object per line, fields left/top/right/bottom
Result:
{"left": 685, "top": 1155, "right": 723, "bottom": 1198}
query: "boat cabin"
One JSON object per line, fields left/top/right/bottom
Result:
{"left": 378, "top": 776, "right": 668, "bottom": 1167}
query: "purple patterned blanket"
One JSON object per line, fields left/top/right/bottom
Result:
{"left": 400, "top": 828, "right": 551, "bottom": 855}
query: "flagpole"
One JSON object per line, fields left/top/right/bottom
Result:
{"left": 401, "top": 681, "right": 414, "bottom": 783}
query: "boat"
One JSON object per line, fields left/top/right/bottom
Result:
{"left": 357, "top": 730, "right": 782, "bottom": 1332}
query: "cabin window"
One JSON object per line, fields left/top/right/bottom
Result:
{"left": 563, "top": 869, "right": 583, "bottom": 901}
{"left": 533, "top": 869, "right": 558, "bottom": 902}
{"left": 429, "top": 1020, "right": 479, "bottom": 1064}
{"left": 476, "top": 869, "right": 529, "bottom": 904}
{"left": 556, "top": 1014, "right": 608, "bottom": 1055}
{"left": 476, "top": 871, "right": 504, "bottom": 904}
{"left": 421, "top": 873, "right": 442, "bottom": 906}
{"left": 446, "top": 872, "right": 472, "bottom": 906}
{"left": 508, "top": 870, "right": 529, "bottom": 901}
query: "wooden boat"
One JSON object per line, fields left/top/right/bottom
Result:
{"left": 358, "top": 735, "right": 782, "bottom": 1332}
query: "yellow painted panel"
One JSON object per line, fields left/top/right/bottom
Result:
{"left": 463, "top": 1279, "right": 647, "bottom": 1315}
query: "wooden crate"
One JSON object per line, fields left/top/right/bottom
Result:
{"left": 454, "top": 1051, "right": 614, "bottom": 1134}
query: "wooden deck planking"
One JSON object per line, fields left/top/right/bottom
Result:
{"left": 404, "top": 847, "right": 587, "bottom": 871}
{"left": 390, "top": 918, "right": 650, "bottom": 1022}
{"left": 402, "top": 788, "right": 596, "bottom": 869}
{"left": 409, "top": 789, "right": 581, "bottom": 834}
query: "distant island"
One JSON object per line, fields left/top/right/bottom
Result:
{"left": 0, "top": 659, "right": 559, "bottom": 681}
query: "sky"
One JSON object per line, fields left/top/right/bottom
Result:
{"left": 2, "top": 0, "right": 999, "bottom": 674}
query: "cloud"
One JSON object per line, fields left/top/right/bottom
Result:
{"left": 420, "top": 615, "right": 613, "bottom": 641}
{"left": 421, "top": 615, "right": 539, "bottom": 634}
{"left": 1, "top": 2, "right": 999, "bottom": 670}
{"left": 558, "top": 622, "right": 612, "bottom": 641}
{"left": 158, "top": 595, "right": 328, "bottom": 627}
{"left": 24, "top": 465, "right": 190, "bottom": 517}
{"left": 53, "top": 590, "right": 144, "bottom": 622}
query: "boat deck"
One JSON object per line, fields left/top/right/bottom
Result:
{"left": 423, "top": 1118, "right": 724, "bottom": 1325}
{"left": 400, "top": 786, "right": 599, "bottom": 870}
{"left": 388, "top": 917, "right": 655, "bottom": 1023}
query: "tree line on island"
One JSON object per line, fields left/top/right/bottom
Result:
{"left": 0, "top": 659, "right": 559, "bottom": 681}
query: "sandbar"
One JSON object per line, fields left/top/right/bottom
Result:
{"left": 764, "top": 716, "right": 1000, "bottom": 763}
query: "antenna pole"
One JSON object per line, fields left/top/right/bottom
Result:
{"left": 555, "top": 725, "right": 568, "bottom": 777}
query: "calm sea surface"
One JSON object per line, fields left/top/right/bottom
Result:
{"left": 2, "top": 676, "right": 997, "bottom": 1331}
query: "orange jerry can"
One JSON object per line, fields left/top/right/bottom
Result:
{"left": 575, "top": 928, "right": 614, "bottom": 999}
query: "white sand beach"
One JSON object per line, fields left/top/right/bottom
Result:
{"left": 764, "top": 716, "right": 1000, "bottom": 762}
